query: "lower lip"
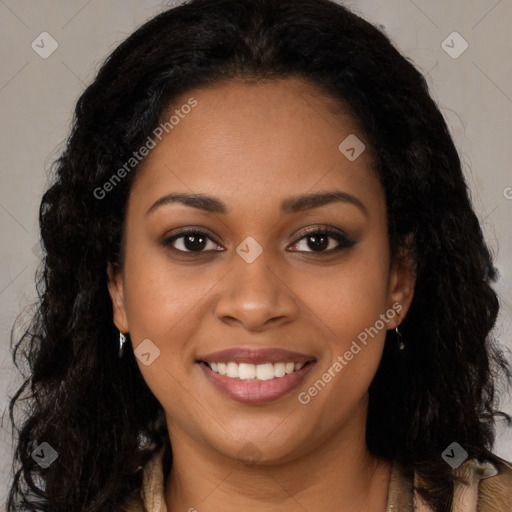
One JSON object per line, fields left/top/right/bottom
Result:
{"left": 198, "top": 362, "right": 315, "bottom": 404}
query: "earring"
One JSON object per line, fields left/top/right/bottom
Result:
{"left": 395, "top": 325, "right": 404, "bottom": 351}
{"left": 118, "top": 332, "right": 127, "bottom": 358}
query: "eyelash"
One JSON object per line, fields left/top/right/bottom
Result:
{"left": 162, "top": 226, "right": 356, "bottom": 256}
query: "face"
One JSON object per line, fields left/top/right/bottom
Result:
{"left": 108, "top": 77, "right": 415, "bottom": 464}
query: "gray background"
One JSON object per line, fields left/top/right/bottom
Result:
{"left": 1, "top": 0, "right": 511, "bottom": 508}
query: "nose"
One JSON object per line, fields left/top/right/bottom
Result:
{"left": 214, "top": 249, "right": 299, "bottom": 332}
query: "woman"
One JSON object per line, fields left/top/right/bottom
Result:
{"left": 6, "top": 0, "right": 512, "bottom": 510}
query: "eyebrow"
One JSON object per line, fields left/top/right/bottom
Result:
{"left": 146, "top": 190, "right": 368, "bottom": 217}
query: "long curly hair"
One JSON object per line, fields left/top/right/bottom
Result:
{"left": 6, "top": 0, "right": 512, "bottom": 510}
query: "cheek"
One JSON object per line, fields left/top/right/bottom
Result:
{"left": 298, "top": 276, "right": 391, "bottom": 430}
{"left": 120, "top": 247, "right": 204, "bottom": 364}
{"left": 120, "top": 251, "right": 206, "bottom": 415}
{"left": 301, "top": 237, "right": 391, "bottom": 341}
{"left": 304, "top": 234, "right": 391, "bottom": 401}
{"left": 122, "top": 239, "right": 206, "bottom": 329}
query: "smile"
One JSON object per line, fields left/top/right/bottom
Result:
{"left": 196, "top": 347, "right": 316, "bottom": 404}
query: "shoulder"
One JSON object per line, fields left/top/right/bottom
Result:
{"left": 120, "top": 446, "right": 168, "bottom": 512}
{"left": 477, "top": 455, "right": 512, "bottom": 511}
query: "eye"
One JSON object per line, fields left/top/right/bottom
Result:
{"left": 288, "top": 227, "right": 356, "bottom": 254}
{"left": 162, "top": 226, "right": 356, "bottom": 256}
{"left": 163, "top": 229, "right": 222, "bottom": 253}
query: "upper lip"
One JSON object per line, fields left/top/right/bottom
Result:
{"left": 197, "top": 347, "right": 316, "bottom": 365}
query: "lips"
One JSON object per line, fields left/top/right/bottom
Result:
{"left": 196, "top": 347, "right": 316, "bottom": 404}
{"left": 197, "top": 347, "right": 314, "bottom": 365}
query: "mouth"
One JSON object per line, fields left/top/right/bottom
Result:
{"left": 196, "top": 347, "right": 316, "bottom": 404}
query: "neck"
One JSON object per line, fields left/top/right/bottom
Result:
{"left": 164, "top": 405, "right": 391, "bottom": 511}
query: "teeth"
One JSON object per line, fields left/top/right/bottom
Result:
{"left": 256, "top": 363, "right": 275, "bottom": 381}
{"left": 226, "top": 362, "right": 238, "bottom": 378}
{"left": 238, "top": 363, "right": 256, "bottom": 380}
{"left": 206, "top": 361, "right": 306, "bottom": 380}
{"left": 274, "top": 363, "right": 286, "bottom": 378}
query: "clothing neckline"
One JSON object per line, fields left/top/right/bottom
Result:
{"left": 385, "top": 456, "right": 500, "bottom": 511}
{"left": 134, "top": 446, "right": 500, "bottom": 512}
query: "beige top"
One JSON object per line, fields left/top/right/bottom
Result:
{"left": 121, "top": 446, "right": 512, "bottom": 511}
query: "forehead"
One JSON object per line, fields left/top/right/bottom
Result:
{"left": 128, "top": 77, "right": 383, "bottom": 217}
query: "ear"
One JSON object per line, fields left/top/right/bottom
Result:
{"left": 107, "top": 262, "right": 129, "bottom": 333}
{"left": 387, "top": 236, "right": 416, "bottom": 328}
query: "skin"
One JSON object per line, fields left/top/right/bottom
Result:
{"left": 108, "top": 77, "right": 416, "bottom": 511}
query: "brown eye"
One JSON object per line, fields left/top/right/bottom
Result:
{"left": 289, "top": 228, "right": 356, "bottom": 254}
{"left": 164, "top": 229, "right": 222, "bottom": 253}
